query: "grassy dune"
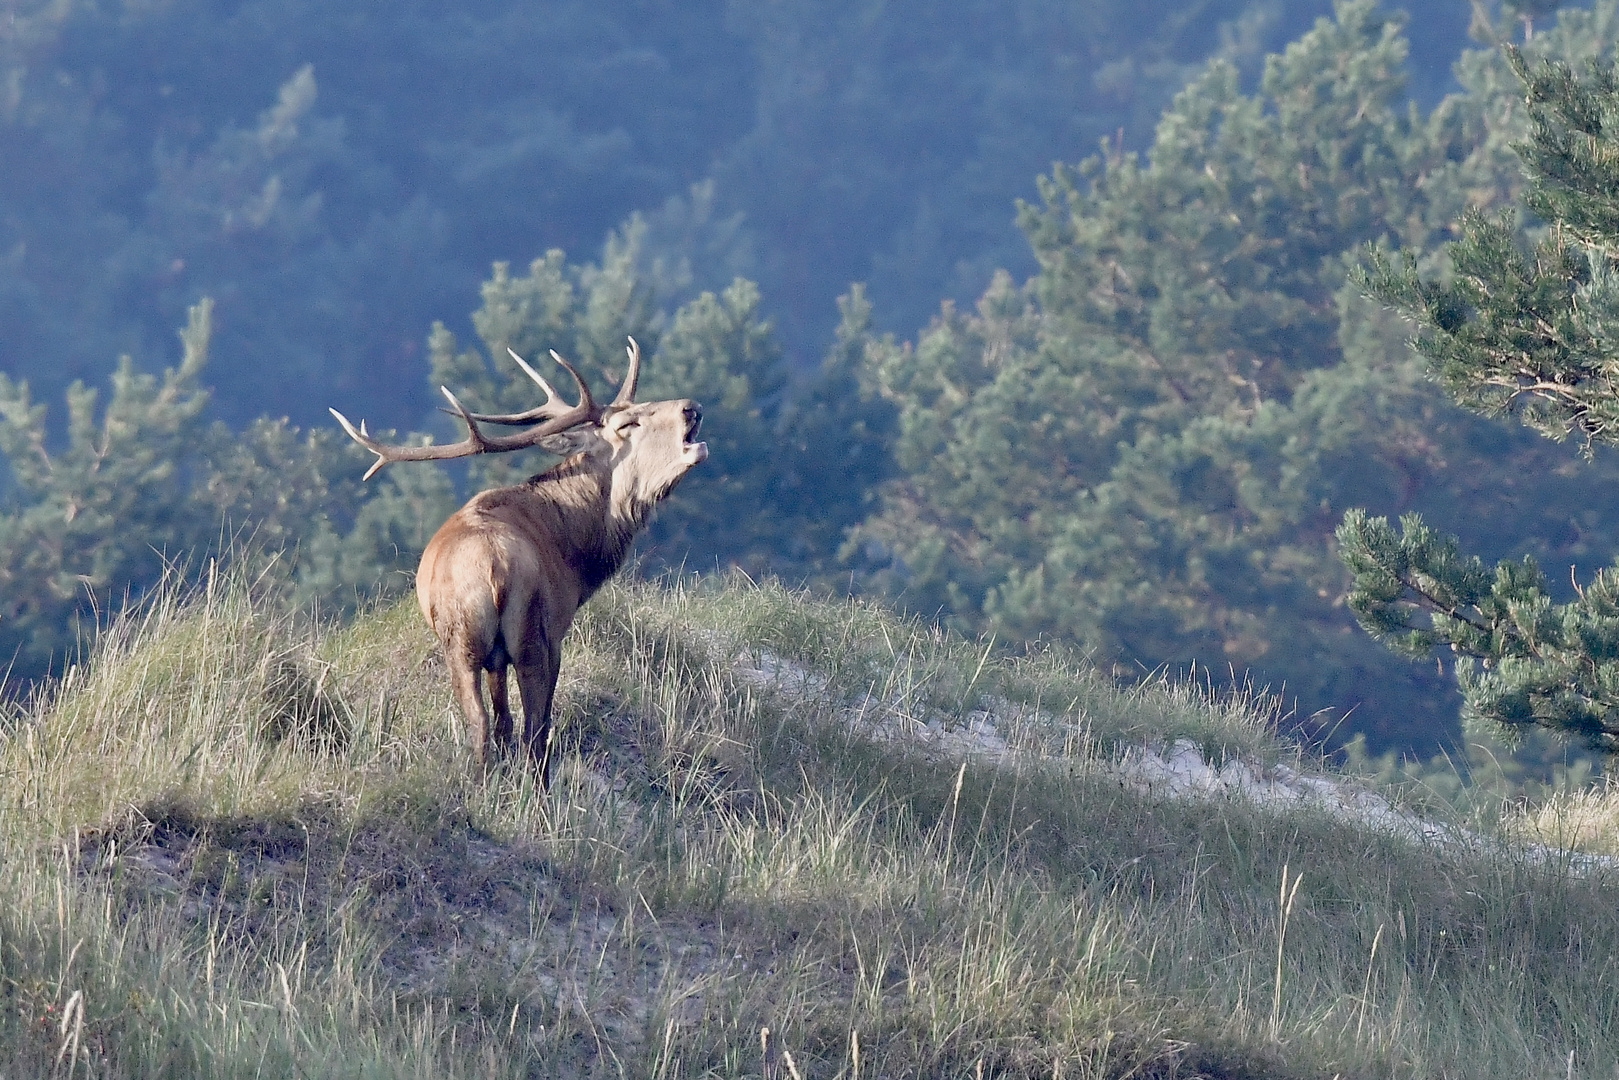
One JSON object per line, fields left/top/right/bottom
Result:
{"left": 3, "top": 569, "right": 1619, "bottom": 1078}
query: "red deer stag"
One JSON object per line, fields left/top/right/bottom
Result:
{"left": 329, "top": 339, "right": 706, "bottom": 783}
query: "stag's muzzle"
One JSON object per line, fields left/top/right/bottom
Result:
{"left": 683, "top": 403, "right": 708, "bottom": 464}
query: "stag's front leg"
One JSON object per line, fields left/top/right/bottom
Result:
{"left": 514, "top": 650, "right": 563, "bottom": 787}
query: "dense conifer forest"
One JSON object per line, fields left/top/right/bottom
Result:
{"left": 11, "top": 0, "right": 1619, "bottom": 766}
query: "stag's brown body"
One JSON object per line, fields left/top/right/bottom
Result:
{"left": 332, "top": 340, "right": 706, "bottom": 782}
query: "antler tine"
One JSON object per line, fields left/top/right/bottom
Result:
{"left": 508, "top": 347, "right": 560, "bottom": 401}
{"left": 329, "top": 407, "right": 391, "bottom": 481}
{"left": 455, "top": 347, "right": 567, "bottom": 426}
{"left": 329, "top": 390, "right": 496, "bottom": 481}
{"left": 438, "top": 386, "right": 495, "bottom": 449}
{"left": 548, "top": 349, "right": 599, "bottom": 416}
{"left": 611, "top": 336, "right": 641, "bottom": 408}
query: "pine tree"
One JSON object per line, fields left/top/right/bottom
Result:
{"left": 1344, "top": 35, "right": 1619, "bottom": 752}
{"left": 0, "top": 300, "right": 457, "bottom": 684}
{"left": 0, "top": 301, "right": 215, "bottom": 673}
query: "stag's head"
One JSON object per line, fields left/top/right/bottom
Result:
{"left": 329, "top": 338, "right": 707, "bottom": 506}
{"left": 580, "top": 395, "right": 709, "bottom": 507}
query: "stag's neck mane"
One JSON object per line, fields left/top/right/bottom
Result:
{"left": 521, "top": 452, "right": 655, "bottom": 593}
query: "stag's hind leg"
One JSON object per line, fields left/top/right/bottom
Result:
{"left": 488, "top": 664, "right": 515, "bottom": 755}
{"left": 514, "top": 649, "right": 564, "bottom": 787}
{"left": 445, "top": 646, "right": 496, "bottom": 769}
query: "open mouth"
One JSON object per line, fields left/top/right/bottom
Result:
{"left": 682, "top": 405, "right": 708, "bottom": 463}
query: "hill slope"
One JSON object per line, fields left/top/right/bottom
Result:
{"left": 2, "top": 572, "right": 1617, "bottom": 1078}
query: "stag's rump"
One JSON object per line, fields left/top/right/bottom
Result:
{"left": 415, "top": 511, "right": 581, "bottom": 672}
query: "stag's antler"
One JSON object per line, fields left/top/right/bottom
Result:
{"left": 466, "top": 338, "right": 642, "bottom": 426}
{"left": 330, "top": 350, "right": 599, "bottom": 481}
{"left": 612, "top": 336, "right": 641, "bottom": 408}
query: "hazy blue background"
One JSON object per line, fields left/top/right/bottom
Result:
{"left": 1, "top": 0, "right": 1469, "bottom": 427}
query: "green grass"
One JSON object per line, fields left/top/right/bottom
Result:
{"left": 4, "top": 566, "right": 1619, "bottom": 1077}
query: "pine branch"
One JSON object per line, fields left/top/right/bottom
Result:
{"left": 1338, "top": 510, "right": 1619, "bottom": 752}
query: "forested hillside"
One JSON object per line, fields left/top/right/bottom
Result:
{"left": 854, "top": 1, "right": 1619, "bottom": 751}
{"left": 1, "top": 0, "right": 1465, "bottom": 426}
{"left": 9, "top": 0, "right": 1619, "bottom": 762}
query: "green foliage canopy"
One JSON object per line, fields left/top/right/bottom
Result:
{"left": 856, "top": 0, "right": 1619, "bottom": 750}
{"left": 2, "top": 0, "right": 1362, "bottom": 429}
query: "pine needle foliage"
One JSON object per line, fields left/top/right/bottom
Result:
{"left": 1340, "top": 509, "right": 1619, "bottom": 751}
{"left": 1344, "top": 33, "right": 1619, "bottom": 750}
